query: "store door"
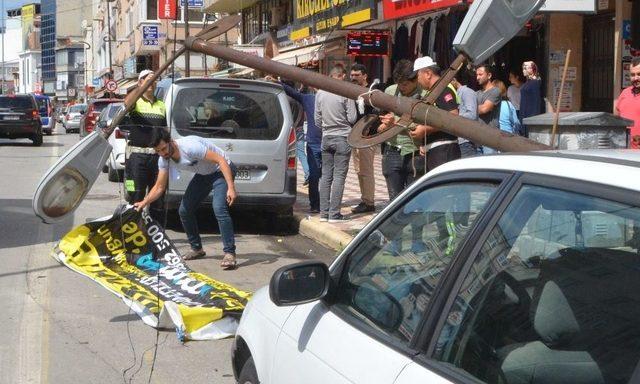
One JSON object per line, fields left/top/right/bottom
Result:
{"left": 582, "top": 13, "right": 615, "bottom": 112}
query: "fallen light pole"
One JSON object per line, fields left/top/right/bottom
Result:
{"left": 184, "top": 36, "right": 550, "bottom": 153}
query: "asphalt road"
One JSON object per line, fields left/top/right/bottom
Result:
{"left": 0, "top": 125, "right": 335, "bottom": 384}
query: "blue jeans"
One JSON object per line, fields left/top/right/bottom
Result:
{"left": 179, "top": 166, "right": 236, "bottom": 255}
{"left": 320, "top": 135, "right": 351, "bottom": 217}
{"left": 306, "top": 142, "right": 322, "bottom": 210}
{"left": 296, "top": 129, "right": 309, "bottom": 181}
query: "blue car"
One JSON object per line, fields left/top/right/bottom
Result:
{"left": 33, "top": 94, "right": 53, "bottom": 135}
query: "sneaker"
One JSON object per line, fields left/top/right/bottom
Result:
{"left": 351, "top": 202, "right": 375, "bottom": 214}
{"left": 328, "top": 214, "right": 351, "bottom": 223}
{"left": 183, "top": 248, "right": 206, "bottom": 260}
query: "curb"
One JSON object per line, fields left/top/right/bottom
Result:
{"left": 293, "top": 212, "right": 354, "bottom": 252}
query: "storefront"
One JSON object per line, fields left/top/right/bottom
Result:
{"left": 285, "top": 0, "right": 378, "bottom": 74}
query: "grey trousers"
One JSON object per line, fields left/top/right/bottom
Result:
{"left": 320, "top": 135, "right": 352, "bottom": 217}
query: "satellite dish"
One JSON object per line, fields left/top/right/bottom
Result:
{"left": 453, "top": 0, "right": 545, "bottom": 64}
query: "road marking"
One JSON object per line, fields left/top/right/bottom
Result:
{"left": 17, "top": 138, "right": 64, "bottom": 383}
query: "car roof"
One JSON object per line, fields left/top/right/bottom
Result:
{"left": 32, "top": 94, "right": 50, "bottom": 100}
{"left": 430, "top": 150, "right": 640, "bottom": 192}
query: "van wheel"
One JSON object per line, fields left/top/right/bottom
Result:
{"left": 32, "top": 131, "right": 43, "bottom": 146}
{"left": 238, "top": 357, "right": 259, "bottom": 384}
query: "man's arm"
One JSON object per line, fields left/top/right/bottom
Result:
{"left": 346, "top": 98, "right": 357, "bottom": 125}
{"left": 280, "top": 82, "right": 304, "bottom": 104}
{"left": 478, "top": 88, "right": 500, "bottom": 115}
{"left": 203, "top": 150, "right": 237, "bottom": 206}
{"left": 314, "top": 94, "right": 323, "bottom": 128}
{"left": 133, "top": 168, "right": 169, "bottom": 211}
{"left": 410, "top": 108, "right": 460, "bottom": 138}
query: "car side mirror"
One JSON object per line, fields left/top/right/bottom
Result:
{"left": 269, "top": 261, "right": 330, "bottom": 306}
{"left": 79, "top": 110, "right": 85, "bottom": 115}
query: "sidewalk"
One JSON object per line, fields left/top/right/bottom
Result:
{"left": 293, "top": 150, "right": 390, "bottom": 251}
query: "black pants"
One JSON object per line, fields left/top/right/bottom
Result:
{"left": 426, "top": 143, "right": 461, "bottom": 172}
{"left": 125, "top": 152, "right": 165, "bottom": 223}
{"left": 382, "top": 147, "right": 426, "bottom": 200}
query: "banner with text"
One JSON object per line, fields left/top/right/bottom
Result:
{"left": 52, "top": 206, "right": 251, "bottom": 341}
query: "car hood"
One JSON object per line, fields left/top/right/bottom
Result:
{"left": 243, "top": 286, "right": 296, "bottom": 329}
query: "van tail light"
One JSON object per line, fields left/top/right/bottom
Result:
{"left": 114, "top": 128, "right": 126, "bottom": 139}
{"left": 287, "top": 128, "right": 296, "bottom": 170}
{"left": 32, "top": 109, "right": 40, "bottom": 119}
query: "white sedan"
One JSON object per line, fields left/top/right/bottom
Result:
{"left": 232, "top": 150, "right": 640, "bottom": 384}
{"left": 97, "top": 102, "right": 126, "bottom": 182}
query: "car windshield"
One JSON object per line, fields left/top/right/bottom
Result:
{"left": 172, "top": 87, "right": 284, "bottom": 140}
{"left": 69, "top": 104, "right": 86, "bottom": 113}
{"left": 0, "top": 96, "right": 33, "bottom": 109}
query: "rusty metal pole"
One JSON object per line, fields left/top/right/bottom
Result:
{"left": 184, "top": 37, "right": 549, "bottom": 152}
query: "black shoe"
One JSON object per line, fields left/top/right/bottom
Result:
{"left": 351, "top": 202, "right": 375, "bottom": 214}
{"left": 303, "top": 179, "right": 309, "bottom": 186}
{"left": 309, "top": 207, "right": 320, "bottom": 214}
{"left": 328, "top": 214, "right": 351, "bottom": 223}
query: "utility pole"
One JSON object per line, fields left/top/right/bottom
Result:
{"left": 106, "top": 0, "right": 113, "bottom": 79}
{"left": 184, "top": 0, "right": 190, "bottom": 77}
{"left": 1, "top": 0, "right": 5, "bottom": 95}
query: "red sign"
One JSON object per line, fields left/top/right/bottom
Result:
{"left": 159, "top": 0, "right": 177, "bottom": 19}
{"left": 347, "top": 31, "right": 390, "bottom": 57}
{"left": 383, "top": 0, "right": 461, "bottom": 20}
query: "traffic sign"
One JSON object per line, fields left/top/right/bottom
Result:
{"left": 105, "top": 80, "right": 118, "bottom": 92}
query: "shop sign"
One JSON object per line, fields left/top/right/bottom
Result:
{"left": 158, "top": 0, "right": 177, "bottom": 19}
{"left": 142, "top": 25, "right": 159, "bottom": 46}
{"left": 293, "top": 0, "right": 376, "bottom": 37}
{"left": 92, "top": 78, "right": 101, "bottom": 87}
{"left": 539, "top": 0, "right": 596, "bottom": 13}
{"left": 382, "top": 0, "right": 460, "bottom": 20}
{"left": 180, "top": 0, "right": 203, "bottom": 8}
{"left": 347, "top": 30, "right": 390, "bottom": 56}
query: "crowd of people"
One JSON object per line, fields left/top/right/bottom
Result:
{"left": 277, "top": 56, "right": 545, "bottom": 222}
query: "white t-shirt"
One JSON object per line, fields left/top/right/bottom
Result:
{"left": 158, "top": 136, "right": 230, "bottom": 175}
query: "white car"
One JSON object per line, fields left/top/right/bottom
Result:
{"left": 232, "top": 150, "right": 640, "bottom": 384}
{"left": 97, "top": 102, "right": 126, "bottom": 182}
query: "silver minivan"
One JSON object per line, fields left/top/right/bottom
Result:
{"left": 162, "top": 77, "right": 297, "bottom": 215}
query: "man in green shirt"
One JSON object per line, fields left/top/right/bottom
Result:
{"left": 378, "top": 60, "right": 427, "bottom": 200}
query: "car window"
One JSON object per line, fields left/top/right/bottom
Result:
{"left": 36, "top": 98, "right": 49, "bottom": 110}
{"left": 92, "top": 102, "right": 112, "bottom": 113}
{"left": 333, "top": 182, "right": 498, "bottom": 344}
{"left": 69, "top": 105, "right": 86, "bottom": 113}
{"left": 433, "top": 184, "right": 640, "bottom": 384}
{"left": 172, "top": 87, "right": 284, "bottom": 140}
{"left": 0, "top": 96, "right": 34, "bottom": 109}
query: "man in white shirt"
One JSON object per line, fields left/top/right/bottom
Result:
{"left": 133, "top": 129, "right": 239, "bottom": 269}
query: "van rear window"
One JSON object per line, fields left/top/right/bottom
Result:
{"left": 172, "top": 88, "right": 284, "bottom": 140}
{"left": 0, "top": 96, "right": 34, "bottom": 109}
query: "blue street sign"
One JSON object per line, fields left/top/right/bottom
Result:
{"left": 92, "top": 78, "right": 101, "bottom": 87}
{"left": 180, "top": 0, "right": 203, "bottom": 7}
{"left": 142, "top": 26, "right": 159, "bottom": 39}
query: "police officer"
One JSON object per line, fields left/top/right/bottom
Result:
{"left": 123, "top": 69, "right": 167, "bottom": 223}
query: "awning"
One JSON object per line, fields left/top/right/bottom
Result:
{"left": 270, "top": 45, "right": 324, "bottom": 66}
{"left": 116, "top": 78, "right": 138, "bottom": 95}
{"left": 203, "top": 0, "right": 258, "bottom": 13}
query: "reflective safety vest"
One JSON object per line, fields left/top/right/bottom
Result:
{"left": 130, "top": 97, "right": 167, "bottom": 128}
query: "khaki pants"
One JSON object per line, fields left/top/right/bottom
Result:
{"left": 352, "top": 146, "right": 376, "bottom": 206}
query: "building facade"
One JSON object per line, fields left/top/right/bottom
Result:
{"left": 41, "top": 0, "right": 56, "bottom": 95}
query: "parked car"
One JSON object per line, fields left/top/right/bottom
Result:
{"left": 33, "top": 94, "right": 54, "bottom": 135}
{"left": 97, "top": 102, "right": 126, "bottom": 182}
{"left": 162, "top": 77, "right": 297, "bottom": 216}
{"left": 63, "top": 103, "right": 87, "bottom": 133}
{"left": 232, "top": 150, "right": 640, "bottom": 384}
{"left": 79, "top": 98, "right": 121, "bottom": 138}
{"left": 0, "top": 94, "right": 43, "bottom": 146}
